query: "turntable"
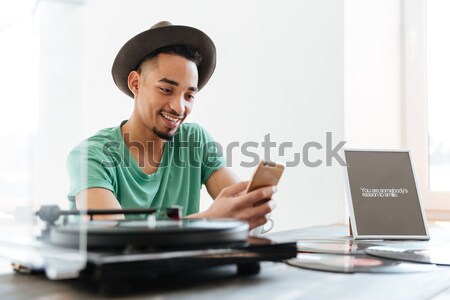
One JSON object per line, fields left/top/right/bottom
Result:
{"left": 4, "top": 205, "right": 296, "bottom": 286}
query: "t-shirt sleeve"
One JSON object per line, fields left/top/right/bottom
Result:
{"left": 66, "top": 142, "right": 115, "bottom": 204}
{"left": 196, "top": 125, "right": 226, "bottom": 184}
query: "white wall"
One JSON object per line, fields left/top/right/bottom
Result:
{"left": 344, "top": 0, "right": 404, "bottom": 149}
{"left": 32, "top": 0, "right": 345, "bottom": 231}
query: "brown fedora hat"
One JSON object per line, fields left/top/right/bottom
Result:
{"left": 112, "top": 21, "right": 216, "bottom": 98}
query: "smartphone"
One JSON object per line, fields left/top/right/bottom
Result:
{"left": 246, "top": 160, "right": 285, "bottom": 195}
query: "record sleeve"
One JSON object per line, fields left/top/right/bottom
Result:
{"left": 286, "top": 253, "right": 435, "bottom": 273}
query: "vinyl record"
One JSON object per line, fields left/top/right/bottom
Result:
{"left": 297, "top": 240, "right": 379, "bottom": 255}
{"left": 366, "top": 246, "right": 450, "bottom": 265}
{"left": 286, "top": 253, "right": 435, "bottom": 273}
{"left": 49, "top": 219, "right": 249, "bottom": 248}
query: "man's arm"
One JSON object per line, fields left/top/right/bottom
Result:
{"left": 204, "top": 167, "right": 240, "bottom": 199}
{"left": 75, "top": 188, "right": 125, "bottom": 220}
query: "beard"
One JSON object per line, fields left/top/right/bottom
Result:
{"left": 152, "top": 109, "right": 184, "bottom": 140}
{"left": 153, "top": 126, "right": 175, "bottom": 141}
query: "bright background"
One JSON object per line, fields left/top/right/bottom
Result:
{"left": 1, "top": 0, "right": 416, "bottom": 232}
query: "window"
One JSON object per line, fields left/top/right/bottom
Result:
{"left": 427, "top": 0, "right": 450, "bottom": 192}
{"left": 0, "top": 0, "right": 87, "bottom": 274}
{"left": 0, "top": 1, "right": 39, "bottom": 214}
{"left": 405, "top": 0, "right": 450, "bottom": 213}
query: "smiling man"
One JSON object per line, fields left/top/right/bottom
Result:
{"left": 67, "top": 21, "right": 276, "bottom": 229}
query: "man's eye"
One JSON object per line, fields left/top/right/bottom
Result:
{"left": 186, "top": 94, "right": 195, "bottom": 100}
{"left": 160, "top": 87, "right": 172, "bottom": 94}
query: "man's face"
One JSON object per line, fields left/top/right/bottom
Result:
{"left": 132, "top": 53, "right": 199, "bottom": 140}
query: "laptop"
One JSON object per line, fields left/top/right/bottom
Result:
{"left": 344, "top": 149, "right": 429, "bottom": 240}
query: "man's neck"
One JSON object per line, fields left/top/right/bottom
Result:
{"left": 121, "top": 115, "right": 166, "bottom": 174}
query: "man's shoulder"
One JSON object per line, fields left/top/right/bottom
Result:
{"left": 68, "top": 124, "right": 121, "bottom": 158}
{"left": 88, "top": 125, "right": 119, "bottom": 146}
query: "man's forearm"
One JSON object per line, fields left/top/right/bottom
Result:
{"left": 185, "top": 210, "right": 208, "bottom": 219}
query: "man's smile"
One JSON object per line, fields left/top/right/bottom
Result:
{"left": 160, "top": 112, "right": 183, "bottom": 129}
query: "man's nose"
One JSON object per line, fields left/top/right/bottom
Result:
{"left": 169, "top": 95, "right": 186, "bottom": 116}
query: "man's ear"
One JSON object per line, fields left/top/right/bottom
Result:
{"left": 127, "top": 71, "right": 140, "bottom": 97}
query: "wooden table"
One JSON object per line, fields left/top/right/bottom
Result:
{"left": 1, "top": 225, "right": 450, "bottom": 300}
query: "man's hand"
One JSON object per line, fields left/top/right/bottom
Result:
{"left": 189, "top": 181, "right": 277, "bottom": 230}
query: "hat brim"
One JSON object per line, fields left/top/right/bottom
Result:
{"left": 112, "top": 25, "right": 216, "bottom": 98}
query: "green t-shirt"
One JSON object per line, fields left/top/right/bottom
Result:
{"left": 66, "top": 121, "right": 225, "bottom": 217}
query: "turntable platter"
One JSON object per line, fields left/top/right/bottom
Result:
{"left": 49, "top": 219, "right": 249, "bottom": 249}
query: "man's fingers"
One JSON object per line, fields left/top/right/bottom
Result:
{"left": 238, "top": 199, "right": 275, "bottom": 222}
{"left": 239, "top": 186, "right": 277, "bottom": 207}
{"left": 251, "top": 199, "right": 275, "bottom": 218}
{"left": 220, "top": 181, "right": 249, "bottom": 197}
{"left": 249, "top": 215, "right": 269, "bottom": 230}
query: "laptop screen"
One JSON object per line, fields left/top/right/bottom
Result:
{"left": 344, "top": 150, "right": 428, "bottom": 239}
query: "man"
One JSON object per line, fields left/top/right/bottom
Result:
{"left": 67, "top": 21, "right": 276, "bottom": 229}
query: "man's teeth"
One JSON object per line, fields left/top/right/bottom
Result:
{"left": 162, "top": 113, "right": 179, "bottom": 122}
